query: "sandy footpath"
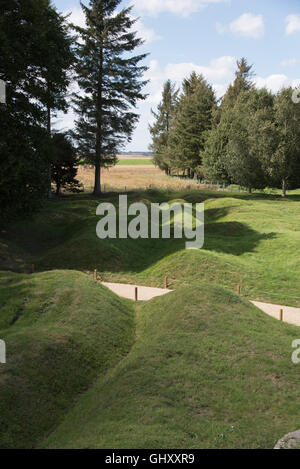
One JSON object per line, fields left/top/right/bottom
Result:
{"left": 252, "top": 301, "right": 300, "bottom": 327}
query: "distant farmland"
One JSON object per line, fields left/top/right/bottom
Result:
{"left": 117, "top": 158, "right": 154, "bottom": 166}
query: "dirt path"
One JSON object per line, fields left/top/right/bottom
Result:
{"left": 102, "top": 282, "right": 300, "bottom": 326}
{"left": 251, "top": 301, "right": 300, "bottom": 327}
{"left": 102, "top": 282, "right": 173, "bottom": 301}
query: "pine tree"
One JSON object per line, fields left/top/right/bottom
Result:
{"left": 225, "top": 89, "right": 275, "bottom": 193}
{"left": 51, "top": 133, "right": 82, "bottom": 196}
{"left": 73, "top": 0, "right": 148, "bottom": 196}
{"left": 169, "top": 73, "right": 216, "bottom": 178}
{"left": 149, "top": 80, "right": 179, "bottom": 175}
{"left": 37, "top": 5, "right": 75, "bottom": 198}
{"left": 0, "top": 0, "right": 53, "bottom": 220}
{"left": 202, "top": 109, "right": 234, "bottom": 183}
{"left": 222, "top": 58, "right": 254, "bottom": 109}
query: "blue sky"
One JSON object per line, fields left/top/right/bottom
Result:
{"left": 53, "top": 0, "right": 300, "bottom": 151}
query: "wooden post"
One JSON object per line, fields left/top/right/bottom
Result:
{"left": 237, "top": 284, "right": 241, "bottom": 295}
{"left": 94, "top": 269, "right": 98, "bottom": 281}
{"left": 164, "top": 276, "right": 168, "bottom": 289}
{"left": 280, "top": 309, "right": 283, "bottom": 321}
{"left": 135, "top": 287, "right": 138, "bottom": 302}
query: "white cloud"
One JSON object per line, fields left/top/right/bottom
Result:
{"left": 229, "top": 13, "right": 265, "bottom": 39}
{"left": 131, "top": 0, "right": 228, "bottom": 17}
{"left": 254, "top": 75, "right": 300, "bottom": 93}
{"left": 131, "top": 17, "right": 162, "bottom": 44}
{"left": 285, "top": 14, "right": 300, "bottom": 35}
{"left": 64, "top": 7, "right": 86, "bottom": 29}
{"left": 280, "top": 58, "right": 299, "bottom": 67}
{"left": 145, "top": 56, "right": 236, "bottom": 104}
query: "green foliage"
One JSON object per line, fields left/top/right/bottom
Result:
{"left": 225, "top": 89, "right": 275, "bottom": 191}
{"left": 202, "top": 109, "right": 234, "bottom": 183}
{"left": 271, "top": 88, "right": 300, "bottom": 195}
{"left": 0, "top": 0, "right": 74, "bottom": 220}
{"left": 149, "top": 80, "right": 179, "bottom": 175}
{"left": 222, "top": 57, "right": 254, "bottom": 109}
{"left": 72, "top": 0, "right": 148, "bottom": 195}
{"left": 169, "top": 73, "right": 216, "bottom": 177}
{"left": 51, "top": 132, "right": 82, "bottom": 195}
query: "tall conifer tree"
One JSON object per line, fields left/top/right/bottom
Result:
{"left": 170, "top": 73, "right": 216, "bottom": 178}
{"left": 222, "top": 58, "right": 254, "bottom": 109}
{"left": 73, "top": 0, "right": 148, "bottom": 195}
{"left": 149, "top": 80, "right": 179, "bottom": 175}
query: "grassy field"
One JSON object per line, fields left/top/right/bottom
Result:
{"left": 0, "top": 270, "right": 134, "bottom": 449}
{"left": 42, "top": 282, "right": 299, "bottom": 449}
{"left": 1, "top": 181, "right": 300, "bottom": 448}
{"left": 117, "top": 158, "right": 154, "bottom": 166}
{"left": 76, "top": 165, "right": 203, "bottom": 192}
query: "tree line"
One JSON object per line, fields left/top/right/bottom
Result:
{"left": 150, "top": 58, "right": 300, "bottom": 197}
{"left": 0, "top": 0, "right": 148, "bottom": 221}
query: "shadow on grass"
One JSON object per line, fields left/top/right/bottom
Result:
{"left": 0, "top": 192, "right": 277, "bottom": 274}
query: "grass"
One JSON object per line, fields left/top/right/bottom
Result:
{"left": 2, "top": 189, "right": 300, "bottom": 306}
{"left": 117, "top": 159, "right": 154, "bottom": 166}
{"left": 42, "top": 282, "right": 300, "bottom": 449}
{"left": 1, "top": 183, "right": 300, "bottom": 448}
{"left": 0, "top": 270, "right": 134, "bottom": 449}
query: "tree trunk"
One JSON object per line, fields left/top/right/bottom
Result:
{"left": 282, "top": 178, "right": 287, "bottom": 198}
{"left": 94, "top": 163, "right": 101, "bottom": 196}
{"left": 56, "top": 183, "right": 61, "bottom": 196}
{"left": 248, "top": 187, "right": 252, "bottom": 194}
{"left": 47, "top": 104, "right": 52, "bottom": 199}
{"left": 94, "top": 34, "right": 104, "bottom": 196}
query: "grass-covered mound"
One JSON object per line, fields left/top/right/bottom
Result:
{"left": 42, "top": 282, "right": 300, "bottom": 449}
{"left": 0, "top": 270, "right": 134, "bottom": 449}
{"left": 2, "top": 189, "right": 300, "bottom": 306}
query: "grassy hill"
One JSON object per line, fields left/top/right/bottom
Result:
{"left": 2, "top": 189, "right": 300, "bottom": 306}
{"left": 1, "top": 188, "right": 300, "bottom": 448}
{"left": 42, "top": 282, "right": 300, "bottom": 449}
{"left": 0, "top": 270, "right": 134, "bottom": 449}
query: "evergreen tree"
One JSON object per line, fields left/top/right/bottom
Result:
{"left": 0, "top": 0, "right": 52, "bottom": 220}
{"left": 36, "top": 5, "right": 75, "bottom": 198}
{"left": 73, "top": 0, "right": 148, "bottom": 196}
{"left": 222, "top": 58, "right": 254, "bottom": 109}
{"left": 225, "top": 89, "right": 275, "bottom": 193}
{"left": 51, "top": 133, "right": 82, "bottom": 196}
{"left": 202, "top": 109, "right": 234, "bottom": 183}
{"left": 169, "top": 73, "right": 216, "bottom": 178}
{"left": 149, "top": 80, "right": 179, "bottom": 175}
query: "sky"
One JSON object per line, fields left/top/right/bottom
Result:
{"left": 53, "top": 0, "right": 300, "bottom": 151}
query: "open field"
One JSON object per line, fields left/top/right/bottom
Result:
{"left": 1, "top": 172, "right": 300, "bottom": 448}
{"left": 77, "top": 165, "right": 217, "bottom": 193}
{"left": 116, "top": 159, "right": 154, "bottom": 166}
